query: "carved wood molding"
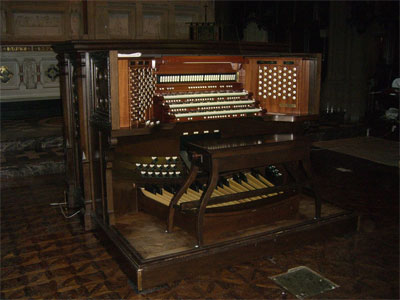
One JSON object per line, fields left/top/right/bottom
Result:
{"left": 1, "top": 1, "right": 215, "bottom": 42}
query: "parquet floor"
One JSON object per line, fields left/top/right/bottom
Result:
{"left": 1, "top": 149, "right": 399, "bottom": 299}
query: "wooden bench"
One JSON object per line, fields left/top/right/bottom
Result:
{"left": 167, "top": 133, "right": 322, "bottom": 246}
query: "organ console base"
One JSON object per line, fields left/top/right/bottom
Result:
{"left": 53, "top": 40, "right": 359, "bottom": 292}
{"left": 97, "top": 196, "right": 358, "bottom": 292}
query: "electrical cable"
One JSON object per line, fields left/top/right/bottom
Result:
{"left": 58, "top": 203, "right": 81, "bottom": 219}
{"left": 49, "top": 190, "right": 81, "bottom": 219}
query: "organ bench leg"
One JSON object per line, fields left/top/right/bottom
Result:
{"left": 196, "top": 159, "right": 219, "bottom": 247}
{"left": 283, "top": 160, "right": 322, "bottom": 219}
{"left": 167, "top": 164, "right": 199, "bottom": 233}
{"left": 301, "top": 158, "right": 322, "bottom": 219}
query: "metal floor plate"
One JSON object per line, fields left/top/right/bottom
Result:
{"left": 269, "top": 266, "right": 339, "bottom": 299}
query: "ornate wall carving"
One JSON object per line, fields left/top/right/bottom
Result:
{"left": 109, "top": 12, "right": 130, "bottom": 37}
{"left": 14, "top": 13, "right": 63, "bottom": 37}
{"left": 70, "top": 9, "right": 81, "bottom": 37}
{"left": 1, "top": 10, "right": 6, "bottom": 34}
{"left": 1, "top": 0, "right": 214, "bottom": 41}
{"left": 0, "top": 61, "right": 19, "bottom": 89}
{"left": 91, "top": 52, "right": 111, "bottom": 124}
{"left": 22, "top": 59, "right": 38, "bottom": 89}
{"left": 0, "top": 51, "right": 60, "bottom": 102}
{"left": 142, "top": 10, "right": 167, "bottom": 39}
{"left": 42, "top": 61, "right": 60, "bottom": 85}
{"left": 0, "top": 66, "right": 14, "bottom": 84}
{"left": 0, "top": 0, "right": 214, "bottom": 102}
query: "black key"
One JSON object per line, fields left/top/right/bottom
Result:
{"left": 219, "top": 177, "right": 230, "bottom": 187}
{"left": 164, "top": 184, "right": 175, "bottom": 194}
{"left": 251, "top": 169, "right": 260, "bottom": 179}
{"left": 239, "top": 172, "right": 248, "bottom": 183}
{"left": 145, "top": 184, "right": 156, "bottom": 194}
{"left": 233, "top": 174, "right": 242, "bottom": 184}
{"left": 199, "top": 183, "right": 206, "bottom": 191}
{"left": 152, "top": 184, "right": 162, "bottom": 195}
{"left": 190, "top": 182, "right": 200, "bottom": 192}
{"left": 217, "top": 178, "right": 225, "bottom": 188}
{"left": 192, "top": 181, "right": 206, "bottom": 191}
{"left": 172, "top": 184, "right": 181, "bottom": 193}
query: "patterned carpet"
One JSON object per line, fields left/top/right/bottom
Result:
{"left": 1, "top": 117, "right": 62, "bottom": 142}
{"left": 1, "top": 149, "right": 398, "bottom": 299}
{"left": 0, "top": 117, "right": 64, "bottom": 180}
{"left": 0, "top": 148, "right": 64, "bottom": 179}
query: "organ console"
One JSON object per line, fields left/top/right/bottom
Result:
{"left": 152, "top": 57, "right": 264, "bottom": 123}
{"left": 54, "top": 40, "right": 358, "bottom": 291}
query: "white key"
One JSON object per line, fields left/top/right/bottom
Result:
{"left": 174, "top": 108, "right": 262, "bottom": 118}
{"left": 164, "top": 91, "right": 247, "bottom": 100}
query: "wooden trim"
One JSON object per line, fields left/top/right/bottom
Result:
{"left": 118, "top": 59, "right": 131, "bottom": 128}
{"left": 106, "top": 160, "right": 115, "bottom": 226}
{"left": 82, "top": 0, "right": 88, "bottom": 35}
{"left": 159, "top": 56, "right": 246, "bottom": 64}
{"left": 52, "top": 40, "right": 289, "bottom": 54}
{"left": 109, "top": 50, "right": 120, "bottom": 130}
{"left": 82, "top": 162, "right": 93, "bottom": 231}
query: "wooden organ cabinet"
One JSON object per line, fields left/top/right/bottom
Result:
{"left": 53, "top": 40, "right": 358, "bottom": 291}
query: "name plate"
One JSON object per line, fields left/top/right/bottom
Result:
{"left": 279, "top": 103, "right": 297, "bottom": 108}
